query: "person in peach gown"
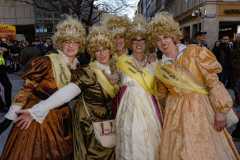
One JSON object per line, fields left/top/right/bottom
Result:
{"left": 147, "top": 12, "right": 240, "bottom": 160}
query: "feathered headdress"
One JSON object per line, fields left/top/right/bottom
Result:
{"left": 52, "top": 16, "right": 86, "bottom": 50}
{"left": 87, "top": 26, "right": 114, "bottom": 57}
{"left": 127, "top": 14, "right": 147, "bottom": 40}
{"left": 101, "top": 14, "right": 130, "bottom": 38}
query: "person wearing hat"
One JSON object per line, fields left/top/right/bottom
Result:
{"left": 115, "top": 15, "right": 163, "bottom": 160}
{"left": 0, "top": 16, "right": 86, "bottom": 159}
{"left": 148, "top": 12, "right": 240, "bottom": 160}
{"left": 191, "top": 31, "right": 208, "bottom": 47}
{"left": 15, "top": 26, "right": 119, "bottom": 160}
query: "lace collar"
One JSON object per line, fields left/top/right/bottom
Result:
{"left": 58, "top": 50, "right": 79, "bottom": 69}
{"left": 161, "top": 43, "right": 187, "bottom": 64}
{"left": 95, "top": 61, "right": 111, "bottom": 75}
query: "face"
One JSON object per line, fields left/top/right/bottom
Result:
{"left": 132, "top": 36, "right": 145, "bottom": 55}
{"left": 222, "top": 36, "right": 230, "bottom": 44}
{"left": 201, "top": 34, "right": 207, "bottom": 41}
{"left": 114, "top": 35, "right": 125, "bottom": 52}
{"left": 95, "top": 47, "right": 111, "bottom": 64}
{"left": 62, "top": 40, "right": 80, "bottom": 58}
{"left": 156, "top": 35, "right": 176, "bottom": 54}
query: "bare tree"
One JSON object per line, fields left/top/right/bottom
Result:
{"left": 10, "top": 0, "right": 134, "bottom": 27}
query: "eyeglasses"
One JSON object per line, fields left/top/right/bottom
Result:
{"left": 64, "top": 40, "right": 79, "bottom": 46}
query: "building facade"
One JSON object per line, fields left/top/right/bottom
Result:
{"left": 0, "top": 0, "right": 35, "bottom": 41}
{"left": 0, "top": 0, "right": 101, "bottom": 42}
{"left": 138, "top": 0, "right": 240, "bottom": 48}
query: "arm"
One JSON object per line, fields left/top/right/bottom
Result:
{"left": 17, "top": 66, "right": 94, "bottom": 129}
{"left": 196, "top": 47, "right": 233, "bottom": 131}
{"left": 20, "top": 82, "right": 81, "bottom": 124}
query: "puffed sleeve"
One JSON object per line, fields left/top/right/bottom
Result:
{"left": 13, "top": 56, "right": 51, "bottom": 106}
{"left": 196, "top": 47, "right": 233, "bottom": 113}
{"left": 71, "top": 65, "right": 96, "bottom": 90}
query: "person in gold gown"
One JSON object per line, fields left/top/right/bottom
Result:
{"left": 15, "top": 26, "right": 118, "bottom": 160}
{"left": 148, "top": 12, "right": 240, "bottom": 160}
{"left": 0, "top": 17, "right": 86, "bottom": 160}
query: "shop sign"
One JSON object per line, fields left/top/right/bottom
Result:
{"left": 0, "top": 24, "right": 16, "bottom": 40}
{"left": 224, "top": 9, "right": 240, "bottom": 15}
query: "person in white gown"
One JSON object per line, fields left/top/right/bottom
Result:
{"left": 115, "top": 15, "right": 163, "bottom": 160}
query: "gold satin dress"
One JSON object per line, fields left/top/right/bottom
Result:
{"left": 158, "top": 45, "right": 240, "bottom": 160}
{"left": 1, "top": 56, "right": 73, "bottom": 160}
{"left": 71, "top": 66, "right": 115, "bottom": 160}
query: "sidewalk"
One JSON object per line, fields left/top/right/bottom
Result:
{"left": 0, "top": 72, "right": 23, "bottom": 154}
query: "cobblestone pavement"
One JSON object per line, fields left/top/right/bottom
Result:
{"left": 0, "top": 71, "right": 240, "bottom": 155}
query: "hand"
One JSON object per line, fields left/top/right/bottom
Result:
{"left": 106, "top": 73, "right": 120, "bottom": 85}
{"left": 16, "top": 110, "right": 33, "bottom": 130}
{"left": 214, "top": 112, "right": 226, "bottom": 132}
{"left": 147, "top": 53, "right": 157, "bottom": 63}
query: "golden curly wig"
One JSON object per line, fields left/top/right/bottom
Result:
{"left": 127, "top": 14, "right": 147, "bottom": 39}
{"left": 147, "top": 12, "right": 183, "bottom": 45}
{"left": 101, "top": 14, "right": 130, "bottom": 38}
{"left": 52, "top": 16, "right": 86, "bottom": 50}
{"left": 87, "top": 26, "right": 114, "bottom": 58}
{"left": 125, "top": 14, "right": 148, "bottom": 49}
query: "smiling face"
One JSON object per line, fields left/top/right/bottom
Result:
{"left": 156, "top": 35, "right": 176, "bottom": 54}
{"left": 62, "top": 40, "right": 80, "bottom": 58}
{"left": 95, "top": 47, "right": 111, "bottom": 64}
{"left": 132, "top": 36, "right": 145, "bottom": 55}
{"left": 114, "top": 35, "right": 125, "bottom": 53}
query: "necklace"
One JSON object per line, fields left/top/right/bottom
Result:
{"left": 132, "top": 55, "right": 147, "bottom": 69}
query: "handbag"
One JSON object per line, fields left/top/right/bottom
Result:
{"left": 82, "top": 95, "right": 116, "bottom": 148}
{"left": 226, "top": 108, "right": 239, "bottom": 128}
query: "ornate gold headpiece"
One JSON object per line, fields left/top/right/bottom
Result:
{"left": 101, "top": 14, "right": 130, "bottom": 38}
{"left": 52, "top": 16, "right": 86, "bottom": 50}
{"left": 127, "top": 14, "right": 147, "bottom": 40}
{"left": 87, "top": 26, "right": 114, "bottom": 57}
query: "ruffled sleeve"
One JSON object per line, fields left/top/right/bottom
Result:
{"left": 196, "top": 47, "right": 233, "bottom": 113}
{"left": 71, "top": 65, "right": 96, "bottom": 90}
{"left": 14, "top": 56, "right": 51, "bottom": 106}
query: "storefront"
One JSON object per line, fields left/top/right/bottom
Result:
{"left": 0, "top": 24, "right": 16, "bottom": 40}
{"left": 218, "top": 3, "right": 240, "bottom": 40}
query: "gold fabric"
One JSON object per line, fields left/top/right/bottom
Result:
{"left": 71, "top": 66, "right": 115, "bottom": 160}
{"left": 158, "top": 45, "right": 240, "bottom": 160}
{"left": 156, "top": 64, "right": 208, "bottom": 95}
{"left": 116, "top": 55, "right": 156, "bottom": 95}
{"left": 89, "top": 61, "right": 119, "bottom": 98}
{"left": 48, "top": 53, "right": 71, "bottom": 88}
{"left": 1, "top": 56, "right": 73, "bottom": 160}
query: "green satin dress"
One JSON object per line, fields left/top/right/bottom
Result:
{"left": 71, "top": 66, "right": 115, "bottom": 160}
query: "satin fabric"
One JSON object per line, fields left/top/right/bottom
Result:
{"left": 158, "top": 45, "right": 240, "bottom": 160}
{"left": 116, "top": 58, "right": 162, "bottom": 160}
{"left": 1, "top": 56, "right": 73, "bottom": 160}
{"left": 71, "top": 66, "right": 115, "bottom": 160}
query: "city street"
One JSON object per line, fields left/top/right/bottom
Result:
{"left": 0, "top": 71, "right": 23, "bottom": 154}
